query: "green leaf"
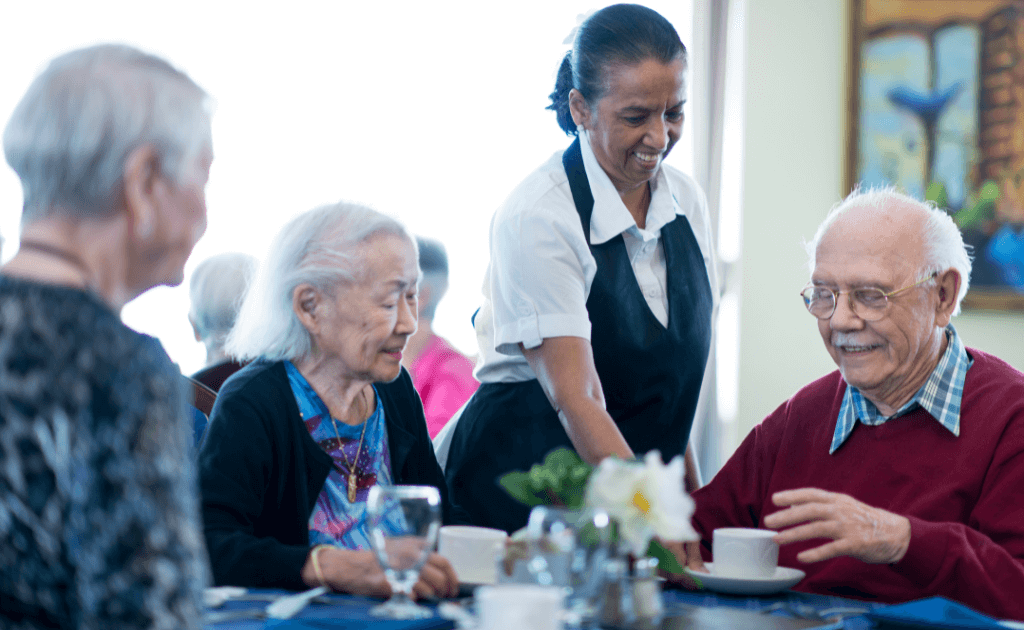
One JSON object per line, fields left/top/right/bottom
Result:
{"left": 980, "top": 180, "right": 1001, "bottom": 202}
{"left": 646, "top": 540, "right": 684, "bottom": 574}
{"left": 925, "top": 181, "right": 948, "bottom": 209}
{"left": 496, "top": 447, "right": 594, "bottom": 508}
{"left": 544, "top": 447, "right": 585, "bottom": 469}
{"left": 498, "top": 471, "right": 546, "bottom": 507}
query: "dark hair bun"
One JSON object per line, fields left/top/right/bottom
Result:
{"left": 546, "top": 51, "right": 576, "bottom": 135}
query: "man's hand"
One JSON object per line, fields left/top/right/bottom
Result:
{"left": 660, "top": 540, "right": 708, "bottom": 589}
{"left": 764, "top": 488, "right": 911, "bottom": 564}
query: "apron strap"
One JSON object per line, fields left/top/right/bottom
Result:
{"left": 561, "top": 137, "right": 595, "bottom": 244}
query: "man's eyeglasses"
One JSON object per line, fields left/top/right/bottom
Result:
{"left": 800, "top": 273, "right": 938, "bottom": 321}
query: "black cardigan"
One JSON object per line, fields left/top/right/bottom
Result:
{"left": 198, "top": 360, "right": 455, "bottom": 589}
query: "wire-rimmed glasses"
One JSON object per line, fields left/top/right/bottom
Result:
{"left": 366, "top": 485, "right": 441, "bottom": 620}
{"left": 800, "top": 273, "right": 937, "bottom": 321}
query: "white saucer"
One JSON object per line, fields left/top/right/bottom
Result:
{"left": 684, "top": 563, "right": 806, "bottom": 596}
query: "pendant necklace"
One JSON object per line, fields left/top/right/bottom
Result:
{"left": 19, "top": 239, "right": 93, "bottom": 288}
{"left": 329, "top": 388, "right": 370, "bottom": 503}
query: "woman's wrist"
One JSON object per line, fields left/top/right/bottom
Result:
{"left": 311, "top": 544, "right": 331, "bottom": 587}
{"left": 303, "top": 546, "right": 391, "bottom": 597}
{"left": 301, "top": 544, "right": 333, "bottom": 588}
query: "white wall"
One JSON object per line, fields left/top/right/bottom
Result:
{"left": 730, "top": 0, "right": 1024, "bottom": 451}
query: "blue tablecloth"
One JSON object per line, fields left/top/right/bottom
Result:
{"left": 205, "top": 587, "right": 882, "bottom": 630}
{"left": 665, "top": 587, "right": 880, "bottom": 629}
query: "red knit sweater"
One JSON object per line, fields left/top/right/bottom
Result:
{"left": 692, "top": 348, "right": 1024, "bottom": 620}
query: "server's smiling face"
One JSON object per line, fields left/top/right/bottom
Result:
{"left": 571, "top": 56, "right": 687, "bottom": 195}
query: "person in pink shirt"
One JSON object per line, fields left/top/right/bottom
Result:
{"left": 403, "top": 237, "right": 478, "bottom": 438}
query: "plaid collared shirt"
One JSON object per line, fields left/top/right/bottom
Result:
{"left": 830, "top": 325, "right": 973, "bottom": 454}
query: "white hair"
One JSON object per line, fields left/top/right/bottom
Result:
{"left": 3, "top": 43, "right": 212, "bottom": 221}
{"left": 226, "top": 201, "right": 416, "bottom": 362}
{"left": 806, "top": 187, "right": 973, "bottom": 316}
{"left": 189, "top": 252, "right": 258, "bottom": 350}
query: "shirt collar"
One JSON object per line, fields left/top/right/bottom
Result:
{"left": 578, "top": 130, "right": 682, "bottom": 245}
{"left": 830, "top": 324, "right": 972, "bottom": 454}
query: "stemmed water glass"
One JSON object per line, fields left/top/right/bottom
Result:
{"left": 366, "top": 484, "right": 441, "bottom": 619}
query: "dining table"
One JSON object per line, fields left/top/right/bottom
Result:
{"left": 203, "top": 585, "right": 884, "bottom": 630}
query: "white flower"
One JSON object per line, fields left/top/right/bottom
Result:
{"left": 583, "top": 451, "right": 698, "bottom": 556}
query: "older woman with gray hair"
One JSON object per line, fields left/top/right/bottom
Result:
{"left": 189, "top": 252, "right": 258, "bottom": 391}
{"left": 0, "top": 45, "right": 211, "bottom": 629}
{"left": 198, "top": 202, "right": 459, "bottom": 598}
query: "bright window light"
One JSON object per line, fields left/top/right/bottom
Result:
{"left": 0, "top": 1, "right": 693, "bottom": 375}
{"left": 715, "top": 292, "right": 740, "bottom": 423}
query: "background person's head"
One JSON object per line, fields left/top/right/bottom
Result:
{"left": 415, "top": 236, "right": 449, "bottom": 324}
{"left": 227, "top": 202, "right": 419, "bottom": 384}
{"left": 189, "top": 252, "right": 258, "bottom": 366}
{"left": 547, "top": 4, "right": 688, "bottom": 194}
{"left": 804, "top": 188, "right": 971, "bottom": 411}
{"left": 3, "top": 43, "right": 213, "bottom": 300}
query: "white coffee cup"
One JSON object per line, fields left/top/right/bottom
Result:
{"left": 476, "top": 584, "right": 564, "bottom": 630}
{"left": 712, "top": 528, "right": 779, "bottom": 578}
{"left": 437, "top": 525, "right": 508, "bottom": 584}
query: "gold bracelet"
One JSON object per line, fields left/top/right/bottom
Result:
{"left": 310, "top": 544, "right": 331, "bottom": 588}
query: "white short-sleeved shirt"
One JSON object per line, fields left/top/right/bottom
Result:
{"left": 473, "top": 131, "right": 719, "bottom": 384}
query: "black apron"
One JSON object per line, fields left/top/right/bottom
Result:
{"left": 445, "top": 138, "right": 713, "bottom": 533}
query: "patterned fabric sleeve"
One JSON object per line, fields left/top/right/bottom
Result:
{"left": 69, "top": 335, "right": 208, "bottom": 630}
{"left": 0, "top": 281, "right": 207, "bottom": 630}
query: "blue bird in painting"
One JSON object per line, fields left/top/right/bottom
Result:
{"left": 886, "top": 82, "right": 964, "bottom": 126}
{"left": 886, "top": 81, "right": 964, "bottom": 184}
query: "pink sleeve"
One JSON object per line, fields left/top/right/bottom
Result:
{"left": 419, "top": 354, "right": 479, "bottom": 439}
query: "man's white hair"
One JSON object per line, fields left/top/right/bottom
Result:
{"left": 3, "top": 43, "right": 212, "bottom": 221}
{"left": 189, "top": 252, "right": 258, "bottom": 351}
{"left": 226, "top": 202, "right": 416, "bottom": 362}
{"left": 805, "top": 187, "right": 973, "bottom": 316}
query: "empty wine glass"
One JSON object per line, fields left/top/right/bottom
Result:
{"left": 366, "top": 485, "right": 441, "bottom": 619}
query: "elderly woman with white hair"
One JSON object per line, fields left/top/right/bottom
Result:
{"left": 198, "top": 202, "right": 460, "bottom": 598}
{"left": 189, "top": 252, "right": 258, "bottom": 391}
{"left": 0, "top": 45, "right": 211, "bottom": 628}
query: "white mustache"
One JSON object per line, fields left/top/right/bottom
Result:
{"left": 831, "top": 332, "right": 878, "bottom": 347}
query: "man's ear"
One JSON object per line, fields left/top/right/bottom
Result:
{"left": 568, "top": 88, "right": 591, "bottom": 130}
{"left": 122, "top": 144, "right": 161, "bottom": 240}
{"left": 293, "top": 284, "right": 323, "bottom": 332}
{"left": 934, "top": 268, "right": 960, "bottom": 328}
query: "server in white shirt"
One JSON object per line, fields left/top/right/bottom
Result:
{"left": 443, "top": 4, "right": 719, "bottom": 533}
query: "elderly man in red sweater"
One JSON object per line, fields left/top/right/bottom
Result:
{"left": 676, "top": 188, "right": 1024, "bottom": 620}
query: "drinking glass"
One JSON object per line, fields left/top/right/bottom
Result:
{"left": 525, "top": 506, "right": 615, "bottom": 629}
{"left": 366, "top": 485, "right": 441, "bottom": 619}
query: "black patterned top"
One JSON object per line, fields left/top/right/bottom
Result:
{"left": 0, "top": 276, "right": 207, "bottom": 629}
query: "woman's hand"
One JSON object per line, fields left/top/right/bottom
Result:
{"left": 412, "top": 553, "right": 459, "bottom": 600}
{"left": 302, "top": 547, "right": 389, "bottom": 597}
{"left": 302, "top": 547, "right": 458, "bottom": 600}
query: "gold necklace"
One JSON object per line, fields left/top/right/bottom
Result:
{"left": 329, "top": 388, "right": 370, "bottom": 503}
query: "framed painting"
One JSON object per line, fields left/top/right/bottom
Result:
{"left": 847, "top": 0, "right": 1024, "bottom": 310}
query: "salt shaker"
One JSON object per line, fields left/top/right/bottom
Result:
{"left": 630, "top": 557, "right": 665, "bottom": 629}
{"left": 598, "top": 557, "right": 635, "bottom": 628}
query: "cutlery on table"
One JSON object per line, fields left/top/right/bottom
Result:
{"left": 204, "top": 586, "right": 330, "bottom": 625}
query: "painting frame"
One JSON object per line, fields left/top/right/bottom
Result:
{"left": 846, "top": 0, "right": 1024, "bottom": 311}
